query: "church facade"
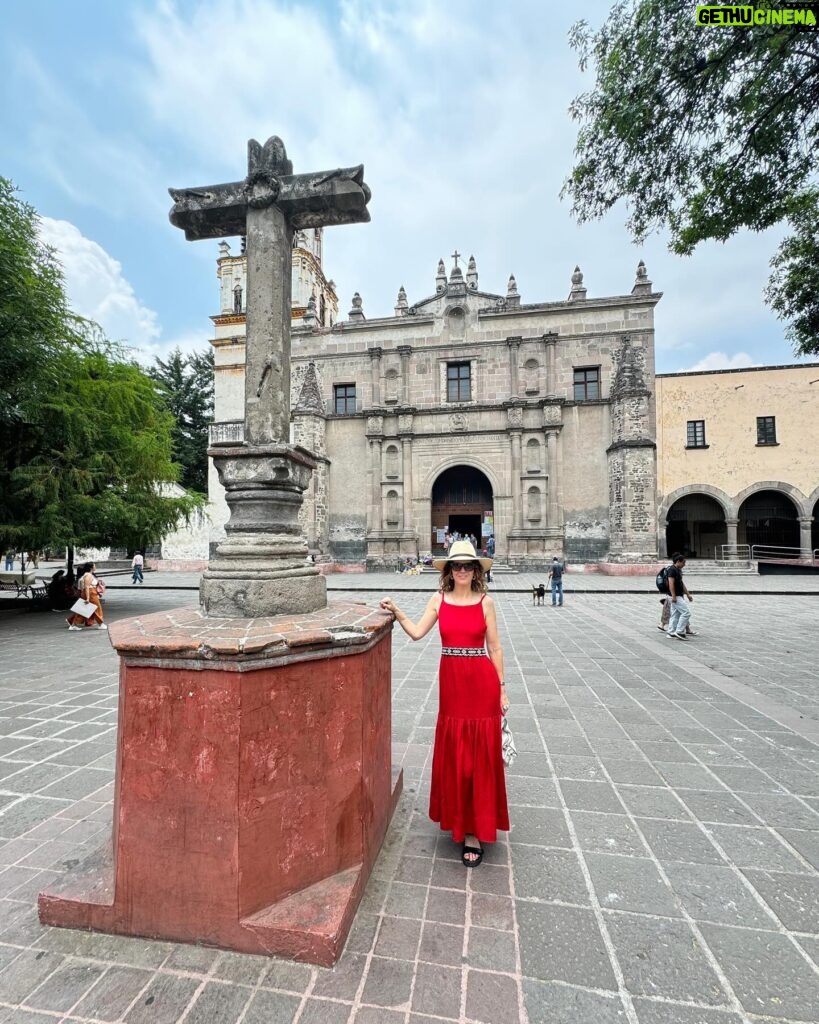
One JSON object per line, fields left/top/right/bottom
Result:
{"left": 207, "top": 238, "right": 662, "bottom": 569}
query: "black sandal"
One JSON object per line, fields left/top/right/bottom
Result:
{"left": 461, "top": 843, "right": 483, "bottom": 867}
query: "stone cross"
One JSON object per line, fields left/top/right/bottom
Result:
{"left": 168, "top": 137, "right": 371, "bottom": 618}
{"left": 170, "top": 136, "right": 371, "bottom": 445}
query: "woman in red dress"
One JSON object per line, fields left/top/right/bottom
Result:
{"left": 381, "top": 540, "right": 509, "bottom": 866}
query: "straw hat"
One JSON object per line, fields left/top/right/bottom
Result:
{"left": 433, "top": 539, "right": 493, "bottom": 572}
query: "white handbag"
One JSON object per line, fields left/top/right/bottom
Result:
{"left": 501, "top": 715, "right": 517, "bottom": 767}
{"left": 70, "top": 598, "right": 97, "bottom": 619}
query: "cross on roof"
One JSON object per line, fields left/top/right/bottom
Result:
{"left": 451, "top": 250, "right": 461, "bottom": 268}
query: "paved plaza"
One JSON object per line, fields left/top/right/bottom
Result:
{"left": 0, "top": 580, "right": 818, "bottom": 1023}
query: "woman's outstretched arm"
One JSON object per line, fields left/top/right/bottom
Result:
{"left": 380, "top": 593, "right": 441, "bottom": 641}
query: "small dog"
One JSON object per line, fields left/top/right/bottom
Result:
{"left": 533, "top": 583, "right": 546, "bottom": 606}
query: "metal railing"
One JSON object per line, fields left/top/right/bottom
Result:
{"left": 717, "top": 544, "right": 751, "bottom": 560}
{"left": 751, "top": 544, "right": 807, "bottom": 561}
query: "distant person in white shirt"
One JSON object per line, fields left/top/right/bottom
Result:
{"left": 131, "top": 552, "right": 144, "bottom": 585}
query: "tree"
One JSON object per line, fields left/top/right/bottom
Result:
{"left": 563, "top": 0, "right": 819, "bottom": 354}
{"left": 0, "top": 178, "right": 201, "bottom": 555}
{"left": 148, "top": 347, "right": 214, "bottom": 494}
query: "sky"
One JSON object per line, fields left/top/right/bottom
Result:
{"left": 1, "top": 0, "right": 810, "bottom": 373}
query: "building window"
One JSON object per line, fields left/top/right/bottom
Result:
{"left": 333, "top": 384, "right": 356, "bottom": 415}
{"left": 573, "top": 367, "right": 599, "bottom": 401}
{"left": 686, "top": 420, "right": 707, "bottom": 448}
{"left": 447, "top": 362, "right": 471, "bottom": 402}
{"left": 756, "top": 415, "right": 777, "bottom": 445}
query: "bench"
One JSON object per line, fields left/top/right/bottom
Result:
{"left": 0, "top": 572, "right": 38, "bottom": 598}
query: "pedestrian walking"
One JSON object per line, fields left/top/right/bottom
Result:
{"left": 66, "top": 562, "right": 107, "bottom": 631}
{"left": 131, "top": 552, "right": 144, "bottom": 584}
{"left": 547, "top": 556, "right": 564, "bottom": 606}
{"left": 666, "top": 553, "right": 694, "bottom": 640}
{"left": 380, "top": 539, "right": 509, "bottom": 867}
{"left": 3, "top": 551, "right": 13, "bottom": 571}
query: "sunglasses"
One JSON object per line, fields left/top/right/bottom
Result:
{"left": 451, "top": 563, "right": 479, "bottom": 572}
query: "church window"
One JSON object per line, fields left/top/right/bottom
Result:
{"left": 334, "top": 384, "right": 357, "bottom": 415}
{"left": 756, "top": 416, "right": 777, "bottom": 446}
{"left": 573, "top": 366, "right": 599, "bottom": 401}
{"left": 686, "top": 420, "right": 707, "bottom": 448}
{"left": 233, "top": 283, "right": 243, "bottom": 313}
{"left": 319, "top": 295, "right": 326, "bottom": 326}
{"left": 447, "top": 362, "right": 471, "bottom": 402}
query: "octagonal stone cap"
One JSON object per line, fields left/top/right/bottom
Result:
{"left": 109, "top": 599, "right": 393, "bottom": 667}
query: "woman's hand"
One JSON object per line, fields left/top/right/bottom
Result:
{"left": 500, "top": 683, "right": 509, "bottom": 715}
{"left": 379, "top": 597, "right": 397, "bottom": 616}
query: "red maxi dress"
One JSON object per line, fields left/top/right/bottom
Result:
{"left": 429, "top": 595, "right": 510, "bottom": 843}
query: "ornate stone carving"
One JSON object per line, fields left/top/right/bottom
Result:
{"left": 542, "top": 404, "right": 562, "bottom": 426}
{"left": 507, "top": 406, "right": 523, "bottom": 428}
{"left": 366, "top": 415, "right": 384, "bottom": 435}
{"left": 449, "top": 412, "right": 467, "bottom": 432}
{"left": 398, "top": 413, "right": 413, "bottom": 433}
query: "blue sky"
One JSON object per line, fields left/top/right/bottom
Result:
{"left": 1, "top": 0, "right": 808, "bottom": 372}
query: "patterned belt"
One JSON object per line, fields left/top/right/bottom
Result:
{"left": 441, "top": 646, "right": 486, "bottom": 657}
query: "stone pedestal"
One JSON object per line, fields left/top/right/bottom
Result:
{"left": 39, "top": 602, "right": 402, "bottom": 966}
{"left": 202, "top": 442, "right": 327, "bottom": 618}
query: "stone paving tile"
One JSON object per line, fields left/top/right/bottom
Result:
{"left": 1, "top": 587, "right": 819, "bottom": 1023}
{"left": 699, "top": 923, "right": 819, "bottom": 1021}
{"left": 605, "top": 912, "right": 729, "bottom": 1005}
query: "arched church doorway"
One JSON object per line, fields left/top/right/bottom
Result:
{"left": 738, "top": 489, "right": 800, "bottom": 553}
{"left": 665, "top": 494, "right": 727, "bottom": 559}
{"left": 431, "top": 466, "right": 493, "bottom": 554}
{"left": 813, "top": 498, "right": 819, "bottom": 556}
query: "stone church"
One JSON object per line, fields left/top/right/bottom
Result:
{"left": 207, "top": 232, "right": 661, "bottom": 569}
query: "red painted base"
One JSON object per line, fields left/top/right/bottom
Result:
{"left": 39, "top": 601, "right": 402, "bottom": 966}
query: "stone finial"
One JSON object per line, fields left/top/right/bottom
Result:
{"left": 348, "top": 291, "right": 365, "bottom": 320}
{"left": 632, "top": 259, "right": 653, "bottom": 296}
{"left": 466, "top": 255, "right": 478, "bottom": 290}
{"left": 449, "top": 261, "right": 464, "bottom": 283}
{"left": 303, "top": 291, "right": 318, "bottom": 326}
{"left": 394, "top": 285, "right": 409, "bottom": 317}
{"left": 218, "top": 240, "right": 231, "bottom": 257}
{"left": 293, "top": 361, "right": 325, "bottom": 415}
{"left": 569, "top": 265, "right": 587, "bottom": 301}
{"left": 506, "top": 273, "right": 520, "bottom": 308}
{"left": 436, "top": 259, "right": 447, "bottom": 293}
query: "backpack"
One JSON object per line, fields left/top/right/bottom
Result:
{"left": 655, "top": 565, "right": 671, "bottom": 593}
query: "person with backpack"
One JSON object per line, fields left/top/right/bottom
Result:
{"left": 663, "top": 553, "right": 695, "bottom": 640}
{"left": 547, "top": 556, "right": 564, "bottom": 606}
{"left": 656, "top": 557, "right": 697, "bottom": 636}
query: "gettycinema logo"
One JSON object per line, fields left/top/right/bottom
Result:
{"left": 696, "top": 4, "right": 818, "bottom": 25}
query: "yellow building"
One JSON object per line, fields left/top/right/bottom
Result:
{"left": 656, "top": 363, "right": 819, "bottom": 559}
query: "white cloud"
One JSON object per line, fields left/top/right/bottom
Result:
{"left": 39, "top": 217, "right": 205, "bottom": 364}
{"left": 679, "top": 351, "right": 760, "bottom": 372}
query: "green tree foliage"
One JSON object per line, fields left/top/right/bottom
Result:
{"left": 0, "top": 178, "right": 201, "bottom": 553}
{"left": 563, "top": 0, "right": 819, "bottom": 354}
{"left": 148, "top": 347, "right": 214, "bottom": 494}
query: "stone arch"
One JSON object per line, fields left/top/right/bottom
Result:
{"left": 422, "top": 455, "right": 502, "bottom": 498}
{"left": 808, "top": 484, "right": 819, "bottom": 555}
{"left": 736, "top": 484, "right": 802, "bottom": 552}
{"left": 525, "top": 437, "right": 541, "bottom": 472}
{"left": 384, "top": 443, "right": 400, "bottom": 479}
{"left": 384, "top": 489, "right": 400, "bottom": 527}
{"left": 664, "top": 492, "right": 728, "bottom": 560}
{"left": 658, "top": 484, "right": 732, "bottom": 524}
{"left": 732, "top": 480, "right": 808, "bottom": 518}
{"left": 428, "top": 461, "right": 496, "bottom": 555}
{"left": 526, "top": 485, "right": 542, "bottom": 522}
